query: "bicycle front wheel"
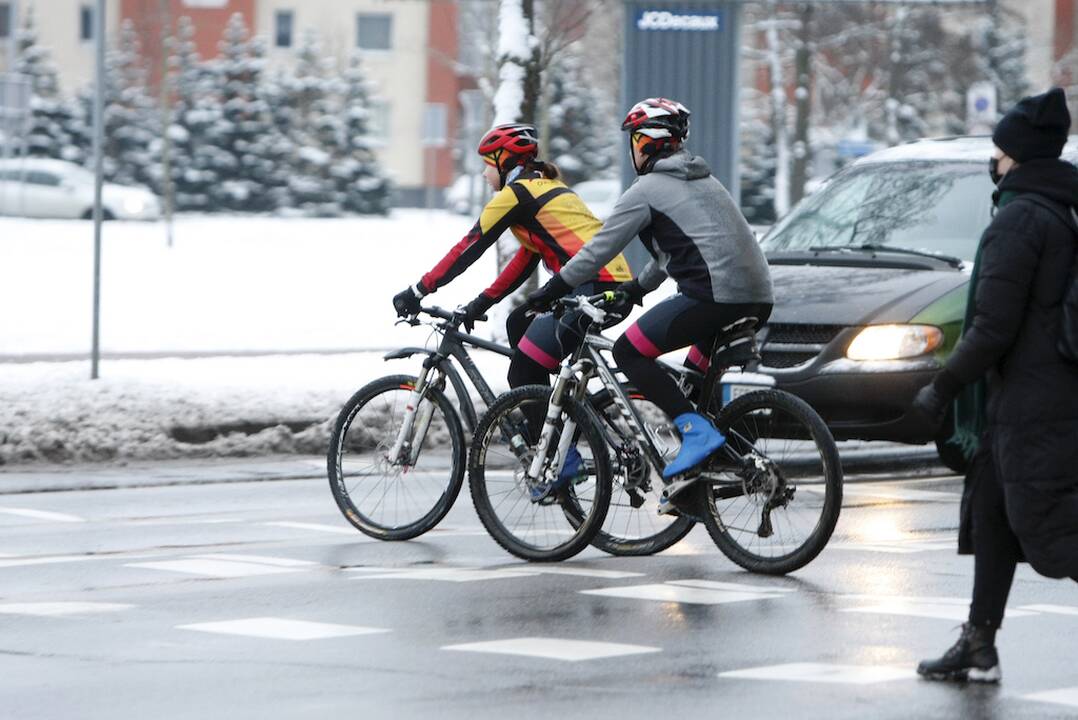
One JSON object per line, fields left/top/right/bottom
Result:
{"left": 469, "top": 385, "right": 611, "bottom": 562}
{"left": 328, "top": 374, "right": 465, "bottom": 540}
{"left": 701, "top": 389, "right": 842, "bottom": 575}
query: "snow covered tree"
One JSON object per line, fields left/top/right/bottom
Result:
{"left": 200, "top": 13, "right": 289, "bottom": 211}
{"left": 337, "top": 51, "right": 390, "bottom": 214}
{"left": 161, "top": 15, "right": 219, "bottom": 211}
{"left": 14, "top": 8, "right": 88, "bottom": 162}
{"left": 739, "top": 89, "right": 777, "bottom": 225}
{"left": 543, "top": 54, "right": 616, "bottom": 185}
{"left": 973, "top": 0, "right": 1029, "bottom": 117}
{"left": 89, "top": 19, "right": 158, "bottom": 187}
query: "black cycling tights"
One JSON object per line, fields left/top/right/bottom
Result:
{"left": 611, "top": 296, "right": 772, "bottom": 421}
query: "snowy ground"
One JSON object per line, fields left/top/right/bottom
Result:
{"left": 0, "top": 211, "right": 491, "bottom": 357}
{"left": 1, "top": 213, "right": 676, "bottom": 464}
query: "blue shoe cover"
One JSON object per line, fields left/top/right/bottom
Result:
{"left": 662, "top": 413, "right": 725, "bottom": 479}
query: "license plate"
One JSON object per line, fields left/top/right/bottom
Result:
{"left": 721, "top": 383, "right": 758, "bottom": 405}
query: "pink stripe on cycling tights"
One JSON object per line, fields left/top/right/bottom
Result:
{"left": 686, "top": 345, "right": 709, "bottom": 372}
{"left": 626, "top": 323, "right": 663, "bottom": 359}
{"left": 519, "top": 336, "right": 560, "bottom": 370}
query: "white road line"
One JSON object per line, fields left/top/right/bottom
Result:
{"left": 0, "top": 602, "right": 133, "bottom": 617}
{"left": 581, "top": 582, "right": 788, "bottom": 605}
{"left": 178, "top": 617, "right": 389, "bottom": 641}
{"left": 841, "top": 595, "right": 1038, "bottom": 621}
{"left": 0, "top": 554, "right": 102, "bottom": 569}
{"left": 527, "top": 566, "right": 646, "bottom": 580}
{"left": 126, "top": 559, "right": 305, "bottom": 578}
{"left": 1022, "top": 687, "right": 1078, "bottom": 709}
{"left": 1018, "top": 604, "right": 1078, "bottom": 616}
{"left": 0, "top": 507, "right": 87, "bottom": 523}
{"left": 263, "top": 521, "right": 361, "bottom": 536}
{"left": 443, "top": 637, "right": 661, "bottom": 662}
{"left": 194, "top": 554, "right": 319, "bottom": 567}
{"left": 720, "top": 662, "right": 915, "bottom": 685}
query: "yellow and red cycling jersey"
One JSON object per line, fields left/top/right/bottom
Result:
{"left": 418, "top": 175, "right": 633, "bottom": 302}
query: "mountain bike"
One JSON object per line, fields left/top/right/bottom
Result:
{"left": 327, "top": 305, "right": 511, "bottom": 540}
{"left": 468, "top": 293, "right": 843, "bottom": 573}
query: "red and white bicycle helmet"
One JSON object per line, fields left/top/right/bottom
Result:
{"left": 478, "top": 123, "right": 539, "bottom": 181}
{"left": 622, "top": 98, "right": 690, "bottom": 172}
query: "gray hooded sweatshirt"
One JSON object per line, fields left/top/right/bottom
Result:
{"left": 560, "top": 150, "right": 773, "bottom": 305}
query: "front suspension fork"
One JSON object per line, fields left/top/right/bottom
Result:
{"left": 387, "top": 365, "right": 440, "bottom": 465}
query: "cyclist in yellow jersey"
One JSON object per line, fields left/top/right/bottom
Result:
{"left": 393, "top": 123, "right": 632, "bottom": 395}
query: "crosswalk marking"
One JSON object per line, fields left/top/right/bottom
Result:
{"left": 443, "top": 637, "right": 661, "bottom": 662}
{"left": 0, "top": 507, "right": 87, "bottom": 523}
{"left": 0, "top": 554, "right": 103, "bottom": 569}
{"left": 0, "top": 602, "right": 133, "bottom": 617}
{"left": 581, "top": 581, "right": 789, "bottom": 605}
{"left": 830, "top": 538, "right": 956, "bottom": 554}
{"left": 841, "top": 595, "right": 1038, "bottom": 621}
{"left": 178, "top": 617, "right": 389, "bottom": 641}
{"left": 720, "top": 662, "right": 915, "bottom": 685}
{"left": 1018, "top": 604, "right": 1078, "bottom": 616}
{"left": 127, "top": 558, "right": 308, "bottom": 578}
{"left": 196, "top": 554, "right": 318, "bottom": 567}
{"left": 1022, "top": 687, "right": 1078, "bottom": 709}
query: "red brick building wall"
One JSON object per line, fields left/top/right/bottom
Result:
{"left": 425, "top": 0, "right": 460, "bottom": 188}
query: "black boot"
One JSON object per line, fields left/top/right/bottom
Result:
{"left": 917, "top": 622, "right": 1001, "bottom": 683}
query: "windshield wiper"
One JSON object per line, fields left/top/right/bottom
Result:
{"left": 808, "top": 243, "right": 963, "bottom": 269}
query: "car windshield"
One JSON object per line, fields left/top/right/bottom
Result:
{"left": 761, "top": 161, "right": 995, "bottom": 262}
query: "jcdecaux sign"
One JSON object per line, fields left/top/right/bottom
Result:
{"left": 636, "top": 9, "right": 723, "bottom": 31}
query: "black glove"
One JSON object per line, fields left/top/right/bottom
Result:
{"left": 459, "top": 295, "right": 494, "bottom": 333}
{"left": 526, "top": 274, "right": 572, "bottom": 313}
{"left": 608, "top": 278, "right": 647, "bottom": 317}
{"left": 392, "top": 285, "right": 423, "bottom": 317}
{"left": 910, "top": 370, "right": 962, "bottom": 435}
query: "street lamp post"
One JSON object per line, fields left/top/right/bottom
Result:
{"left": 90, "top": 0, "right": 105, "bottom": 380}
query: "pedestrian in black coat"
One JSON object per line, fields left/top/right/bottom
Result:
{"left": 913, "top": 87, "right": 1078, "bottom": 684}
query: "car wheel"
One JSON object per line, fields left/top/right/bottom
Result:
{"left": 80, "top": 209, "right": 116, "bottom": 221}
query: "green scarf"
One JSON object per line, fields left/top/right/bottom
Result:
{"left": 947, "top": 190, "right": 1019, "bottom": 459}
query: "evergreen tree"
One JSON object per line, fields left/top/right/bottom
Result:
{"left": 974, "top": 0, "right": 1029, "bottom": 117}
{"left": 164, "top": 15, "right": 219, "bottom": 211}
{"left": 544, "top": 54, "right": 616, "bottom": 185}
{"left": 89, "top": 19, "right": 157, "bottom": 187}
{"left": 337, "top": 51, "right": 390, "bottom": 214}
{"left": 204, "top": 12, "right": 287, "bottom": 211}
{"left": 14, "top": 8, "right": 88, "bottom": 163}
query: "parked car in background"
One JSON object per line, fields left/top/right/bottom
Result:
{"left": 754, "top": 135, "right": 1078, "bottom": 472}
{"left": 0, "top": 158, "right": 161, "bottom": 221}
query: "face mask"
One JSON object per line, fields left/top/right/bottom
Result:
{"left": 989, "top": 157, "right": 1003, "bottom": 186}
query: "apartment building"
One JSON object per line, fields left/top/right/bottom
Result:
{"left": 0, "top": 0, "right": 468, "bottom": 206}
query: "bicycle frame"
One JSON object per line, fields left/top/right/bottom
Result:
{"left": 384, "top": 308, "right": 512, "bottom": 464}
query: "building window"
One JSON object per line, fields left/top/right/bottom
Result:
{"left": 0, "top": 3, "right": 11, "bottom": 40}
{"left": 79, "top": 5, "right": 93, "bottom": 42}
{"left": 367, "top": 101, "right": 390, "bottom": 145}
{"left": 356, "top": 14, "right": 392, "bottom": 51}
{"left": 275, "top": 10, "right": 293, "bottom": 48}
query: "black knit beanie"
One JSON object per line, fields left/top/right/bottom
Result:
{"left": 992, "top": 87, "right": 1071, "bottom": 163}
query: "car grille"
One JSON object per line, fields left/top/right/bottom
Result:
{"left": 760, "top": 323, "right": 846, "bottom": 370}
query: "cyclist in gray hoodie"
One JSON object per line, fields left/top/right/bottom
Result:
{"left": 527, "top": 98, "right": 773, "bottom": 511}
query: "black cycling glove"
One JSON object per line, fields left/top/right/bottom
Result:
{"left": 459, "top": 295, "right": 494, "bottom": 333}
{"left": 608, "top": 278, "right": 647, "bottom": 317}
{"left": 526, "top": 274, "right": 572, "bottom": 313}
{"left": 392, "top": 285, "right": 424, "bottom": 317}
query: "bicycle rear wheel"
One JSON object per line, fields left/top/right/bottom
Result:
{"left": 701, "top": 389, "right": 842, "bottom": 575}
{"left": 328, "top": 374, "right": 465, "bottom": 540}
{"left": 583, "top": 392, "right": 695, "bottom": 556}
{"left": 469, "top": 385, "right": 611, "bottom": 562}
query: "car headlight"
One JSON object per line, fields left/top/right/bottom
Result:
{"left": 845, "top": 324, "right": 943, "bottom": 361}
{"left": 122, "top": 196, "right": 146, "bottom": 214}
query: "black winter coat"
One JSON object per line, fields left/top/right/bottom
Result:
{"left": 946, "top": 159, "right": 1078, "bottom": 571}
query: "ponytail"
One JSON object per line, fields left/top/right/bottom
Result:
{"left": 525, "top": 158, "right": 560, "bottom": 180}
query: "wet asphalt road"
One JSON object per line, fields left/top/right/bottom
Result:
{"left": 1, "top": 461, "right": 1076, "bottom": 720}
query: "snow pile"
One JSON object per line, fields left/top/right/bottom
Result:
{"left": 0, "top": 352, "right": 510, "bottom": 465}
